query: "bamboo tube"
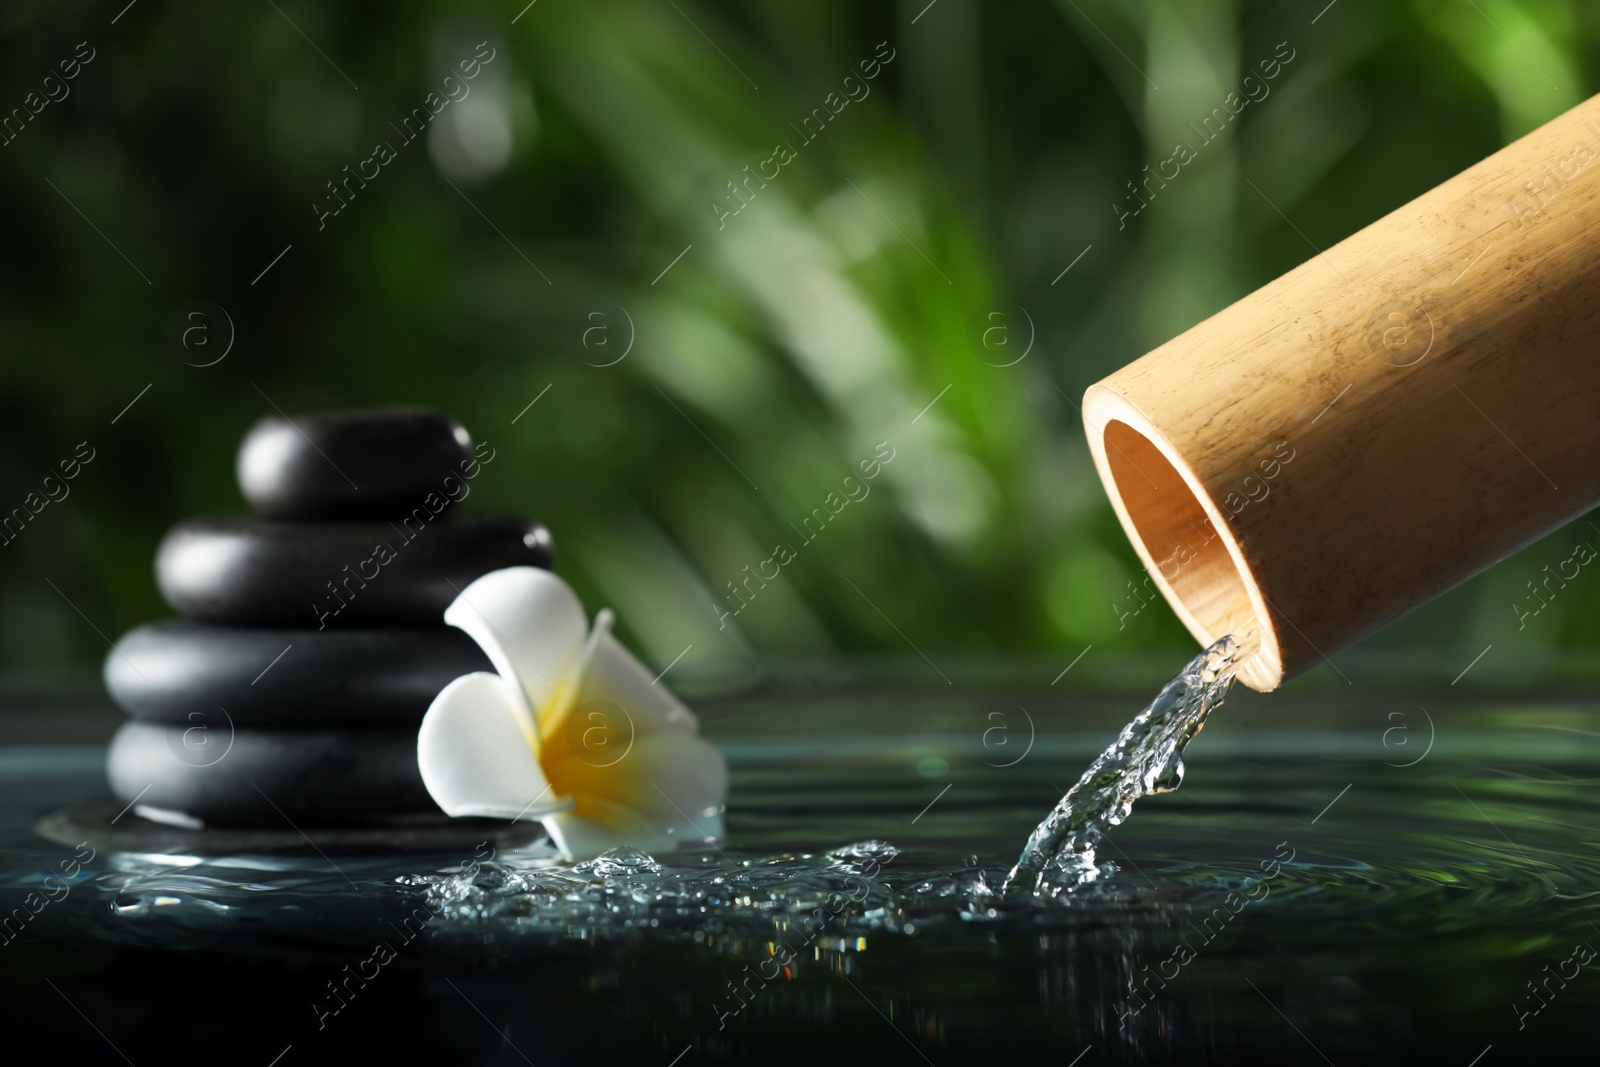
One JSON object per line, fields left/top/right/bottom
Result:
{"left": 1084, "top": 94, "right": 1600, "bottom": 692}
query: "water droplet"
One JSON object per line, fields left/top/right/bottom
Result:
{"left": 827, "top": 841, "right": 899, "bottom": 865}
{"left": 574, "top": 847, "right": 663, "bottom": 878}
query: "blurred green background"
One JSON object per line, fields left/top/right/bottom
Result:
{"left": 1, "top": 0, "right": 1598, "bottom": 693}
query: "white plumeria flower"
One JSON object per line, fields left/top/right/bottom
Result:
{"left": 417, "top": 566, "right": 727, "bottom": 860}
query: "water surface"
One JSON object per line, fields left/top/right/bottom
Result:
{"left": 1, "top": 685, "right": 1597, "bottom": 1064}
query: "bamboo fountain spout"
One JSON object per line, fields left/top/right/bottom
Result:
{"left": 1084, "top": 94, "right": 1600, "bottom": 692}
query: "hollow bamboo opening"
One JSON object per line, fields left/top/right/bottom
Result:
{"left": 1083, "top": 96, "right": 1600, "bottom": 692}
{"left": 1094, "top": 414, "right": 1281, "bottom": 691}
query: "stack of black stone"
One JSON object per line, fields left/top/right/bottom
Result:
{"left": 103, "top": 410, "right": 553, "bottom": 828}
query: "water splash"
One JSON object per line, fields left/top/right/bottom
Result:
{"left": 1003, "top": 634, "right": 1247, "bottom": 895}
{"left": 574, "top": 846, "right": 662, "bottom": 878}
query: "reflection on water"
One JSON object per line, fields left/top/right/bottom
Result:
{"left": 4, "top": 697, "right": 1600, "bottom": 1061}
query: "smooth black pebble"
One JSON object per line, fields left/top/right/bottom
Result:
{"left": 156, "top": 515, "right": 554, "bottom": 627}
{"left": 105, "top": 621, "right": 491, "bottom": 728}
{"left": 107, "top": 722, "right": 438, "bottom": 826}
{"left": 237, "top": 410, "right": 481, "bottom": 521}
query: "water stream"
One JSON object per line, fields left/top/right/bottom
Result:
{"left": 1003, "top": 634, "right": 1247, "bottom": 894}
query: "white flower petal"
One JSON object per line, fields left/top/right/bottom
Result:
{"left": 533, "top": 607, "right": 615, "bottom": 743}
{"left": 417, "top": 672, "right": 570, "bottom": 821}
{"left": 544, "top": 808, "right": 727, "bottom": 862}
{"left": 443, "top": 566, "right": 588, "bottom": 712}
{"left": 538, "top": 628, "right": 698, "bottom": 765}
{"left": 539, "top": 733, "right": 728, "bottom": 859}
{"left": 543, "top": 808, "right": 678, "bottom": 860}
{"left": 583, "top": 630, "right": 700, "bottom": 735}
{"left": 427, "top": 565, "right": 728, "bottom": 861}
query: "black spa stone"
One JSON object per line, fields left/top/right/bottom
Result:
{"left": 156, "top": 515, "right": 554, "bottom": 627}
{"left": 104, "top": 621, "right": 491, "bottom": 728}
{"left": 106, "top": 721, "right": 438, "bottom": 827}
{"left": 237, "top": 410, "right": 481, "bottom": 521}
